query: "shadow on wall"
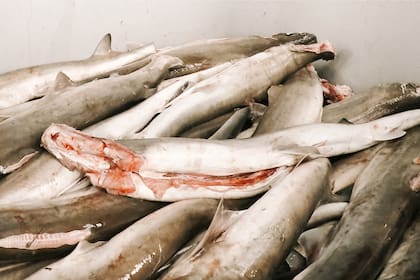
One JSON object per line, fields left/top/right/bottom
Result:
{"left": 315, "top": 48, "right": 353, "bottom": 90}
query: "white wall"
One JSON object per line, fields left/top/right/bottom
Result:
{"left": 225, "top": 0, "right": 420, "bottom": 92}
{"left": 0, "top": 0, "right": 232, "bottom": 71}
{"left": 1, "top": 0, "right": 420, "bottom": 91}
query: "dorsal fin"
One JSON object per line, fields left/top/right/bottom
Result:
{"left": 68, "top": 240, "right": 105, "bottom": 257}
{"left": 267, "top": 85, "right": 284, "bottom": 105}
{"left": 189, "top": 199, "right": 245, "bottom": 260}
{"left": 338, "top": 118, "right": 353, "bottom": 124}
{"left": 92, "top": 33, "right": 112, "bottom": 56}
{"left": 54, "top": 72, "right": 77, "bottom": 91}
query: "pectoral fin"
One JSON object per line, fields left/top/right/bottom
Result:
{"left": 372, "top": 127, "right": 406, "bottom": 141}
{"left": 189, "top": 199, "right": 244, "bottom": 260}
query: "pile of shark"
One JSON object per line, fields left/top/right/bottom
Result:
{"left": 0, "top": 32, "right": 419, "bottom": 279}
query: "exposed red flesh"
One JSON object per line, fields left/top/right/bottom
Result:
{"left": 143, "top": 168, "right": 279, "bottom": 198}
{"left": 147, "top": 168, "right": 277, "bottom": 186}
{"left": 44, "top": 126, "right": 143, "bottom": 173}
{"left": 86, "top": 167, "right": 279, "bottom": 198}
{"left": 101, "top": 141, "right": 143, "bottom": 172}
{"left": 87, "top": 169, "right": 137, "bottom": 195}
{"left": 289, "top": 41, "right": 336, "bottom": 60}
{"left": 321, "top": 79, "right": 353, "bottom": 104}
{"left": 42, "top": 124, "right": 283, "bottom": 199}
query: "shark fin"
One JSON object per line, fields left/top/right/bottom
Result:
{"left": 337, "top": 118, "right": 353, "bottom": 124}
{"left": 69, "top": 240, "right": 105, "bottom": 257}
{"left": 267, "top": 85, "right": 284, "bottom": 105}
{"left": 156, "top": 81, "right": 188, "bottom": 114}
{"left": 92, "top": 33, "right": 112, "bottom": 56}
{"left": 54, "top": 177, "right": 91, "bottom": 198}
{"left": 372, "top": 127, "right": 406, "bottom": 141}
{"left": 189, "top": 199, "right": 245, "bottom": 260}
{"left": 54, "top": 72, "right": 77, "bottom": 91}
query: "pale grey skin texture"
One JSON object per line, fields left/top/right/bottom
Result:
{"left": 209, "top": 107, "right": 250, "bottom": 140}
{"left": 0, "top": 73, "right": 183, "bottom": 204}
{"left": 35, "top": 109, "right": 420, "bottom": 201}
{"left": 329, "top": 144, "right": 383, "bottom": 194}
{"left": 0, "top": 98, "right": 42, "bottom": 122}
{"left": 108, "top": 109, "right": 420, "bottom": 176}
{"left": 322, "top": 83, "right": 420, "bottom": 124}
{"left": 235, "top": 103, "right": 267, "bottom": 139}
{"left": 0, "top": 55, "right": 180, "bottom": 174}
{"left": 251, "top": 64, "right": 324, "bottom": 278}
{"left": 162, "top": 159, "right": 330, "bottom": 280}
{"left": 249, "top": 63, "right": 334, "bottom": 274}
{"left": 377, "top": 210, "right": 420, "bottom": 280}
{"left": 305, "top": 202, "right": 347, "bottom": 229}
{"left": 140, "top": 42, "right": 334, "bottom": 137}
{"left": 156, "top": 231, "right": 207, "bottom": 279}
{"left": 163, "top": 32, "right": 317, "bottom": 79}
{"left": 4, "top": 76, "right": 147, "bottom": 120}
{"left": 28, "top": 199, "right": 219, "bottom": 280}
{"left": 45, "top": 124, "right": 316, "bottom": 177}
{"left": 0, "top": 152, "right": 86, "bottom": 204}
{"left": 0, "top": 34, "right": 155, "bottom": 108}
{"left": 0, "top": 258, "right": 57, "bottom": 280}
{"left": 179, "top": 112, "right": 234, "bottom": 138}
{"left": 157, "top": 62, "right": 233, "bottom": 92}
{"left": 85, "top": 79, "right": 187, "bottom": 139}
{"left": 295, "top": 126, "right": 420, "bottom": 280}
{"left": 253, "top": 65, "right": 323, "bottom": 135}
{"left": 297, "top": 221, "right": 337, "bottom": 264}
{"left": 0, "top": 189, "right": 164, "bottom": 261}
